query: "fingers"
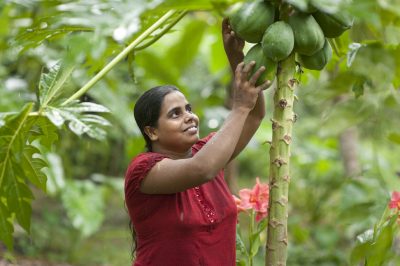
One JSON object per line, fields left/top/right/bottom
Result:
{"left": 249, "top": 66, "right": 265, "bottom": 85}
{"left": 242, "top": 61, "right": 256, "bottom": 79}
{"left": 235, "top": 62, "right": 245, "bottom": 82}
{"left": 222, "top": 18, "right": 231, "bottom": 33}
{"left": 259, "top": 80, "right": 272, "bottom": 90}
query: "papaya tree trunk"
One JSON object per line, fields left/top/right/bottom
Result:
{"left": 266, "top": 53, "right": 297, "bottom": 266}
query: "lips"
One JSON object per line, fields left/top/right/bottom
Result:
{"left": 184, "top": 125, "right": 198, "bottom": 132}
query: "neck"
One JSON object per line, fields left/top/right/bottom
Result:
{"left": 151, "top": 144, "right": 192, "bottom": 159}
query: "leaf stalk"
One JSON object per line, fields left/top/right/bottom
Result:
{"left": 61, "top": 10, "right": 182, "bottom": 106}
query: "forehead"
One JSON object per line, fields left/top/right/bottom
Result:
{"left": 161, "top": 91, "right": 188, "bottom": 110}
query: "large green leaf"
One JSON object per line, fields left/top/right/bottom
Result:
{"left": 0, "top": 103, "right": 33, "bottom": 188}
{"left": 0, "top": 201, "right": 13, "bottom": 250}
{"left": 4, "top": 158, "right": 34, "bottom": 233}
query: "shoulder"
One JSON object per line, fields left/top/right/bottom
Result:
{"left": 125, "top": 152, "right": 168, "bottom": 194}
{"left": 192, "top": 132, "right": 216, "bottom": 153}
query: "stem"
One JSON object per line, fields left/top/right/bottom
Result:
{"left": 249, "top": 210, "right": 255, "bottom": 266}
{"left": 134, "top": 11, "right": 187, "bottom": 51}
{"left": 61, "top": 10, "right": 180, "bottom": 106}
{"left": 265, "top": 53, "right": 297, "bottom": 266}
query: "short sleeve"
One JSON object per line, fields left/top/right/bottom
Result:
{"left": 125, "top": 153, "right": 167, "bottom": 196}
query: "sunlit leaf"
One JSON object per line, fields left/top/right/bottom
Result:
{"left": 44, "top": 101, "right": 110, "bottom": 140}
{"left": 38, "top": 62, "right": 74, "bottom": 107}
{"left": 347, "top": 43, "right": 364, "bottom": 67}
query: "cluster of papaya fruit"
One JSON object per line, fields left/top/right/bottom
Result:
{"left": 229, "top": 0, "right": 353, "bottom": 82}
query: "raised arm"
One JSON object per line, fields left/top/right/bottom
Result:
{"left": 222, "top": 18, "right": 270, "bottom": 160}
{"left": 140, "top": 63, "right": 266, "bottom": 194}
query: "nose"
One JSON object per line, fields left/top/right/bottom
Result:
{"left": 184, "top": 111, "right": 195, "bottom": 122}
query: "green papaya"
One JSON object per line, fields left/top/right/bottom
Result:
{"left": 229, "top": 0, "right": 275, "bottom": 43}
{"left": 313, "top": 11, "right": 353, "bottom": 38}
{"left": 288, "top": 0, "right": 317, "bottom": 13}
{"left": 299, "top": 38, "right": 332, "bottom": 70}
{"left": 262, "top": 21, "right": 294, "bottom": 62}
{"left": 244, "top": 44, "right": 277, "bottom": 85}
{"left": 288, "top": 12, "right": 325, "bottom": 56}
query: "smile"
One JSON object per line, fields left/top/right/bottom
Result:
{"left": 184, "top": 126, "right": 198, "bottom": 132}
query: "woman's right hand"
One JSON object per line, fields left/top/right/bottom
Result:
{"left": 232, "top": 61, "right": 270, "bottom": 112}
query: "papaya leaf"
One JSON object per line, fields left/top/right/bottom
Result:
{"left": 0, "top": 103, "right": 33, "bottom": 188}
{"left": 16, "top": 26, "right": 93, "bottom": 54}
{"left": 44, "top": 101, "right": 110, "bottom": 140}
{"left": 39, "top": 62, "right": 75, "bottom": 108}
{"left": 30, "top": 116, "right": 59, "bottom": 149}
{"left": 22, "top": 145, "right": 47, "bottom": 192}
{"left": 0, "top": 200, "right": 13, "bottom": 251}
{"left": 4, "top": 159, "right": 34, "bottom": 233}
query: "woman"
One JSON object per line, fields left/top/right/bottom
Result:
{"left": 124, "top": 19, "right": 270, "bottom": 266}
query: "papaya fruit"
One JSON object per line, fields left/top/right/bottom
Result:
{"left": 288, "top": 0, "right": 317, "bottom": 13}
{"left": 298, "top": 38, "right": 332, "bottom": 70}
{"left": 262, "top": 21, "right": 294, "bottom": 62}
{"left": 229, "top": 0, "right": 275, "bottom": 43}
{"left": 313, "top": 11, "right": 353, "bottom": 38}
{"left": 244, "top": 44, "right": 277, "bottom": 85}
{"left": 288, "top": 12, "right": 325, "bottom": 56}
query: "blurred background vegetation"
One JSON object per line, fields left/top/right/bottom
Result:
{"left": 0, "top": 0, "right": 399, "bottom": 265}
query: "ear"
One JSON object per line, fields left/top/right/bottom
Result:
{"left": 144, "top": 126, "right": 158, "bottom": 142}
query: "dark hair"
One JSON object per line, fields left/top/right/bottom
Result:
{"left": 134, "top": 85, "right": 179, "bottom": 152}
{"left": 129, "top": 85, "right": 179, "bottom": 260}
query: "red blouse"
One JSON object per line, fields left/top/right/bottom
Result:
{"left": 124, "top": 133, "right": 237, "bottom": 266}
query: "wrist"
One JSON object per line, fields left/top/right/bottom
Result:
{"left": 231, "top": 105, "right": 251, "bottom": 115}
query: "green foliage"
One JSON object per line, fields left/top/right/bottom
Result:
{"left": 0, "top": 104, "right": 41, "bottom": 249}
{"left": 350, "top": 212, "right": 399, "bottom": 265}
{"left": 1, "top": 0, "right": 400, "bottom": 265}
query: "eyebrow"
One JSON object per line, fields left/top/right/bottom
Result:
{"left": 166, "top": 103, "right": 191, "bottom": 116}
{"left": 167, "top": 107, "right": 180, "bottom": 116}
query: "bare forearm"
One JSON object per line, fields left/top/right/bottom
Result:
{"left": 229, "top": 54, "right": 244, "bottom": 74}
{"left": 249, "top": 90, "right": 266, "bottom": 119}
{"left": 192, "top": 108, "right": 249, "bottom": 179}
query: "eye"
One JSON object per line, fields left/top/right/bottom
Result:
{"left": 186, "top": 104, "right": 192, "bottom": 113}
{"left": 170, "top": 109, "right": 181, "bottom": 118}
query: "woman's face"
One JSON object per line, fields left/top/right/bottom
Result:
{"left": 148, "top": 91, "right": 199, "bottom": 153}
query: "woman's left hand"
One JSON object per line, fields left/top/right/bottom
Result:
{"left": 222, "top": 18, "right": 245, "bottom": 71}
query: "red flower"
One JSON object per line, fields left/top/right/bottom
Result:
{"left": 389, "top": 191, "right": 400, "bottom": 211}
{"left": 233, "top": 177, "right": 269, "bottom": 222}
